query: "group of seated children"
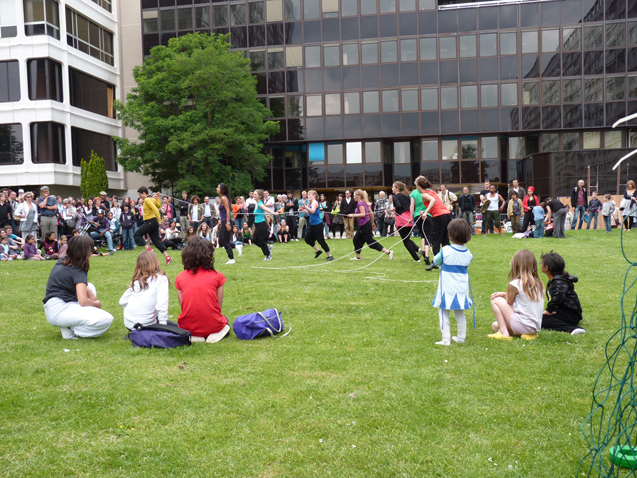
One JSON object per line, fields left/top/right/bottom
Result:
{"left": 0, "top": 225, "right": 69, "bottom": 261}
{"left": 432, "top": 218, "right": 584, "bottom": 346}
{"left": 43, "top": 236, "right": 229, "bottom": 343}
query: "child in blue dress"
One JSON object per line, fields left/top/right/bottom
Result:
{"left": 432, "top": 219, "right": 473, "bottom": 345}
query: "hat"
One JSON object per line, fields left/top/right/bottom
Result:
{"left": 528, "top": 186, "right": 535, "bottom": 193}
{"left": 100, "top": 191, "right": 108, "bottom": 196}
{"left": 40, "top": 185, "right": 49, "bottom": 191}
{"left": 97, "top": 209, "right": 105, "bottom": 214}
{"left": 18, "top": 189, "right": 24, "bottom": 193}
{"left": 205, "top": 324, "right": 231, "bottom": 344}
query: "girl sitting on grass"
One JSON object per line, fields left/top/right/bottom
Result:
{"left": 175, "top": 237, "right": 229, "bottom": 343}
{"left": 184, "top": 226, "right": 196, "bottom": 243}
{"left": 23, "top": 234, "right": 45, "bottom": 261}
{"left": 488, "top": 249, "right": 544, "bottom": 341}
{"left": 119, "top": 251, "right": 172, "bottom": 330}
{"left": 42, "top": 231, "right": 60, "bottom": 260}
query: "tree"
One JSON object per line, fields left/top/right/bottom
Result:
{"left": 80, "top": 151, "right": 109, "bottom": 200}
{"left": 114, "top": 33, "right": 279, "bottom": 197}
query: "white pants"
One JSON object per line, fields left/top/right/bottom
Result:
{"left": 44, "top": 284, "right": 114, "bottom": 339}
{"left": 439, "top": 308, "right": 467, "bottom": 342}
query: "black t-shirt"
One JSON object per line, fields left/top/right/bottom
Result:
{"left": 393, "top": 193, "right": 411, "bottom": 215}
{"left": 480, "top": 189, "right": 490, "bottom": 198}
{"left": 548, "top": 199, "right": 565, "bottom": 213}
{"left": 178, "top": 200, "right": 189, "bottom": 216}
{"left": 43, "top": 260, "right": 88, "bottom": 304}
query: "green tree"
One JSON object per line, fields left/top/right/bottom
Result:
{"left": 114, "top": 33, "right": 279, "bottom": 198}
{"left": 80, "top": 151, "right": 109, "bottom": 200}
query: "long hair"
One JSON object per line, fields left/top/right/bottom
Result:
{"left": 197, "top": 222, "right": 210, "bottom": 237}
{"left": 62, "top": 235, "right": 93, "bottom": 272}
{"left": 130, "top": 251, "right": 167, "bottom": 290}
{"left": 508, "top": 249, "right": 544, "bottom": 302}
{"left": 182, "top": 236, "right": 215, "bottom": 273}
{"left": 185, "top": 226, "right": 196, "bottom": 242}
{"left": 416, "top": 177, "right": 432, "bottom": 190}
{"left": 354, "top": 189, "right": 370, "bottom": 205}
{"left": 254, "top": 189, "right": 264, "bottom": 201}
{"left": 393, "top": 181, "right": 407, "bottom": 194}
{"left": 218, "top": 183, "right": 232, "bottom": 204}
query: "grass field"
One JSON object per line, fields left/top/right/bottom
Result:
{"left": 0, "top": 229, "right": 633, "bottom": 477}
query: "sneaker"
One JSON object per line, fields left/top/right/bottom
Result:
{"left": 191, "top": 336, "right": 206, "bottom": 343}
{"left": 263, "top": 256, "right": 272, "bottom": 261}
{"left": 418, "top": 248, "right": 424, "bottom": 259}
{"left": 106, "top": 250, "right": 115, "bottom": 256}
{"left": 350, "top": 256, "right": 361, "bottom": 260}
{"left": 426, "top": 263, "right": 439, "bottom": 271}
{"left": 452, "top": 336, "right": 466, "bottom": 343}
{"left": 268, "top": 244, "right": 273, "bottom": 256}
{"left": 166, "top": 256, "right": 172, "bottom": 266}
{"left": 414, "top": 259, "right": 421, "bottom": 263}
{"left": 435, "top": 340, "right": 451, "bottom": 346}
{"left": 571, "top": 328, "right": 586, "bottom": 335}
{"left": 225, "top": 259, "right": 236, "bottom": 264}
{"left": 315, "top": 250, "right": 323, "bottom": 259}
{"left": 521, "top": 333, "right": 539, "bottom": 341}
{"left": 146, "top": 246, "right": 153, "bottom": 252}
{"left": 424, "top": 255, "right": 431, "bottom": 266}
{"left": 388, "top": 251, "right": 394, "bottom": 260}
{"left": 326, "top": 255, "right": 334, "bottom": 261}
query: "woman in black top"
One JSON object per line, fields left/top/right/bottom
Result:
{"left": 43, "top": 235, "right": 114, "bottom": 339}
{"left": 390, "top": 182, "right": 422, "bottom": 262}
{"left": 0, "top": 191, "right": 12, "bottom": 228}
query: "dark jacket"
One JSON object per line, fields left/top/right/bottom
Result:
{"left": 120, "top": 211, "right": 136, "bottom": 229}
{"left": 458, "top": 193, "right": 476, "bottom": 213}
{"left": 340, "top": 197, "right": 357, "bottom": 215}
{"left": 178, "top": 200, "right": 189, "bottom": 217}
{"left": 546, "top": 275, "right": 583, "bottom": 321}
{"left": 570, "top": 186, "right": 588, "bottom": 209}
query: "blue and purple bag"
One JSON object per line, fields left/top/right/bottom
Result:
{"left": 232, "top": 309, "right": 291, "bottom": 340}
{"left": 128, "top": 323, "right": 192, "bottom": 349}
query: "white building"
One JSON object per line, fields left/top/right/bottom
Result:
{"left": 0, "top": 0, "right": 143, "bottom": 197}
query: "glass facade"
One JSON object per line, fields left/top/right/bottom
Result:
{"left": 141, "top": 0, "right": 637, "bottom": 195}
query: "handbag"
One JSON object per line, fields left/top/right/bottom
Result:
{"left": 127, "top": 323, "right": 192, "bottom": 348}
{"left": 583, "top": 213, "right": 591, "bottom": 223}
{"left": 480, "top": 200, "right": 491, "bottom": 214}
{"left": 233, "top": 308, "right": 291, "bottom": 340}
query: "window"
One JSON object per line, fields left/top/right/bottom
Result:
{"left": 71, "top": 127, "right": 116, "bottom": 170}
{"left": 0, "top": 61, "right": 21, "bottom": 103}
{"left": 441, "top": 87, "right": 457, "bottom": 109}
{"left": 508, "top": 137, "right": 525, "bottom": 159}
{"left": 420, "top": 38, "right": 436, "bottom": 60}
{"left": 66, "top": 9, "right": 114, "bottom": 65}
{"left": 562, "top": 132, "right": 579, "bottom": 150}
{"left": 562, "top": 27, "right": 580, "bottom": 50}
{"left": 288, "top": 95, "right": 303, "bottom": 116}
{"left": 325, "top": 93, "right": 341, "bottom": 115}
{"left": 541, "top": 29, "right": 559, "bottom": 52}
{"left": 382, "top": 90, "right": 399, "bottom": 112}
{"left": 342, "top": 0, "right": 357, "bottom": 16}
{"left": 380, "top": 0, "right": 396, "bottom": 13}
{"left": 607, "top": 23, "right": 625, "bottom": 48}
{"left": 361, "top": 42, "right": 378, "bottom": 64}
{"left": 24, "top": 0, "right": 60, "bottom": 40}
{"left": 179, "top": 8, "right": 193, "bottom": 30}
{"left": 442, "top": 138, "right": 458, "bottom": 160}
{"left": 459, "top": 35, "right": 476, "bottom": 58}
{"left": 583, "top": 131, "right": 601, "bottom": 149}
{"left": 286, "top": 47, "right": 302, "bottom": 67}
{"left": 0, "top": 124, "right": 24, "bottom": 165}
{"left": 542, "top": 81, "right": 559, "bottom": 104}
{"left": 381, "top": 41, "right": 398, "bottom": 63}
{"left": 162, "top": 9, "right": 176, "bottom": 30}
{"left": 564, "top": 79, "right": 581, "bottom": 103}
{"left": 419, "top": 0, "right": 434, "bottom": 10}
{"left": 421, "top": 88, "right": 437, "bottom": 110}
{"left": 0, "top": 0, "right": 18, "bottom": 38}
{"left": 481, "top": 84, "right": 497, "bottom": 107}
{"left": 521, "top": 31, "right": 538, "bottom": 53}
{"left": 500, "top": 32, "right": 516, "bottom": 55}
{"left": 400, "top": 0, "right": 415, "bottom": 11}
{"left": 327, "top": 143, "right": 343, "bottom": 163}
{"left": 323, "top": 0, "right": 339, "bottom": 17}
{"left": 305, "top": 46, "right": 321, "bottom": 67}
{"left": 306, "top": 95, "right": 322, "bottom": 116}
{"left": 584, "top": 25, "right": 603, "bottom": 49}
{"left": 606, "top": 131, "right": 622, "bottom": 148}
{"left": 607, "top": 77, "right": 625, "bottom": 101}
{"left": 90, "top": 0, "right": 111, "bottom": 12}
{"left": 27, "top": 58, "right": 62, "bottom": 102}
{"left": 285, "top": 0, "right": 301, "bottom": 20}
{"left": 361, "top": 0, "right": 376, "bottom": 14}
{"left": 324, "top": 45, "right": 340, "bottom": 67}
{"left": 480, "top": 33, "right": 496, "bottom": 56}
{"left": 394, "top": 142, "right": 410, "bottom": 163}
{"left": 422, "top": 139, "right": 438, "bottom": 161}
{"left": 461, "top": 138, "right": 478, "bottom": 158}
{"left": 460, "top": 85, "right": 477, "bottom": 108}
{"left": 344, "top": 92, "right": 360, "bottom": 113}
{"left": 346, "top": 142, "right": 362, "bottom": 163}
{"left": 268, "top": 48, "right": 284, "bottom": 69}
{"left": 363, "top": 91, "right": 379, "bottom": 113}
{"left": 481, "top": 136, "right": 497, "bottom": 158}
{"left": 440, "top": 36, "right": 456, "bottom": 59}
{"left": 401, "top": 39, "right": 417, "bottom": 61}
{"left": 522, "top": 82, "right": 539, "bottom": 105}
{"left": 231, "top": 4, "right": 246, "bottom": 24}
{"left": 266, "top": 0, "right": 283, "bottom": 22}
{"left": 304, "top": 0, "right": 320, "bottom": 18}
{"left": 501, "top": 83, "right": 517, "bottom": 106}
{"left": 250, "top": 50, "right": 265, "bottom": 71}
{"left": 343, "top": 43, "right": 359, "bottom": 65}
{"left": 195, "top": 7, "right": 210, "bottom": 28}
{"left": 31, "top": 122, "right": 65, "bottom": 164}
{"left": 401, "top": 89, "right": 418, "bottom": 111}
{"left": 585, "top": 78, "right": 603, "bottom": 102}
{"left": 630, "top": 76, "right": 637, "bottom": 100}
{"left": 542, "top": 133, "right": 558, "bottom": 151}
{"left": 365, "top": 142, "right": 381, "bottom": 162}
{"left": 249, "top": 2, "right": 264, "bottom": 23}
{"left": 630, "top": 22, "right": 637, "bottom": 46}
{"left": 69, "top": 68, "right": 115, "bottom": 118}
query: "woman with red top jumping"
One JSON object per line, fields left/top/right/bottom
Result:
{"left": 414, "top": 177, "right": 452, "bottom": 271}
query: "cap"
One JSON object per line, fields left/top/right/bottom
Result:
{"left": 40, "top": 186, "right": 49, "bottom": 191}
{"left": 528, "top": 186, "right": 535, "bottom": 193}
{"left": 18, "top": 189, "right": 24, "bottom": 193}
{"left": 97, "top": 209, "right": 105, "bottom": 214}
{"left": 204, "top": 324, "right": 231, "bottom": 344}
{"left": 100, "top": 191, "right": 108, "bottom": 196}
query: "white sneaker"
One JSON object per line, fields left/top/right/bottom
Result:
{"left": 571, "top": 328, "right": 586, "bottom": 335}
{"left": 191, "top": 336, "right": 206, "bottom": 343}
{"left": 452, "top": 336, "right": 466, "bottom": 343}
{"left": 60, "top": 327, "right": 76, "bottom": 339}
{"left": 350, "top": 256, "right": 361, "bottom": 260}
{"left": 236, "top": 245, "right": 243, "bottom": 257}
{"left": 388, "top": 251, "right": 394, "bottom": 260}
{"left": 268, "top": 244, "right": 273, "bottom": 256}
{"left": 225, "top": 259, "right": 236, "bottom": 264}
{"left": 264, "top": 256, "right": 272, "bottom": 261}
{"left": 435, "top": 340, "right": 451, "bottom": 346}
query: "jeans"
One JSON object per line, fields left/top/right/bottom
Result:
{"left": 122, "top": 228, "right": 135, "bottom": 250}
{"left": 534, "top": 219, "right": 544, "bottom": 238}
{"left": 376, "top": 217, "right": 387, "bottom": 237}
{"left": 461, "top": 211, "right": 475, "bottom": 235}
{"left": 203, "top": 217, "right": 214, "bottom": 228}
{"left": 586, "top": 211, "right": 599, "bottom": 230}
{"left": 234, "top": 217, "right": 245, "bottom": 231}
{"left": 90, "top": 230, "right": 114, "bottom": 250}
{"left": 604, "top": 215, "right": 612, "bottom": 232}
{"left": 571, "top": 205, "right": 586, "bottom": 230}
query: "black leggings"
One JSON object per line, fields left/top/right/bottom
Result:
{"left": 218, "top": 224, "right": 234, "bottom": 260}
{"left": 134, "top": 217, "right": 167, "bottom": 253}
{"left": 305, "top": 223, "right": 330, "bottom": 252}
{"left": 252, "top": 221, "right": 270, "bottom": 257}
{"left": 625, "top": 216, "right": 633, "bottom": 230}
{"left": 431, "top": 214, "right": 451, "bottom": 255}
{"left": 541, "top": 311, "right": 582, "bottom": 333}
{"left": 414, "top": 215, "right": 433, "bottom": 245}
{"left": 164, "top": 237, "right": 182, "bottom": 249}
{"left": 353, "top": 221, "right": 383, "bottom": 255}
{"left": 398, "top": 225, "right": 420, "bottom": 261}
{"left": 521, "top": 211, "right": 534, "bottom": 232}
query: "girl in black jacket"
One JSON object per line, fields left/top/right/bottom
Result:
{"left": 540, "top": 251, "right": 585, "bottom": 335}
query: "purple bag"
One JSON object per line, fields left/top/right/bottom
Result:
{"left": 232, "top": 309, "right": 291, "bottom": 340}
{"left": 128, "top": 323, "right": 192, "bottom": 349}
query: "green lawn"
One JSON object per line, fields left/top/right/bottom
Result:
{"left": 0, "top": 230, "right": 632, "bottom": 477}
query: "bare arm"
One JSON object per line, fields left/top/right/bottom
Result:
{"left": 421, "top": 192, "right": 437, "bottom": 217}
{"left": 177, "top": 289, "right": 183, "bottom": 305}
{"left": 499, "top": 194, "right": 505, "bottom": 211}
{"left": 217, "top": 284, "right": 224, "bottom": 310}
{"left": 506, "top": 284, "right": 518, "bottom": 306}
{"left": 76, "top": 283, "right": 101, "bottom": 308}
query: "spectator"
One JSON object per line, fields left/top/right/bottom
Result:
{"left": 202, "top": 196, "right": 214, "bottom": 228}
{"left": 84, "top": 198, "right": 96, "bottom": 222}
{"left": 188, "top": 195, "right": 204, "bottom": 232}
{"left": 546, "top": 197, "right": 567, "bottom": 239}
{"left": 43, "top": 231, "right": 60, "bottom": 260}
{"left": 484, "top": 184, "right": 505, "bottom": 236}
{"left": 297, "top": 191, "right": 310, "bottom": 239}
{"left": 330, "top": 193, "right": 344, "bottom": 238}
{"left": 438, "top": 184, "right": 457, "bottom": 216}
{"left": 15, "top": 192, "right": 39, "bottom": 241}
{"left": 0, "top": 191, "right": 12, "bottom": 229}
{"left": 263, "top": 191, "right": 276, "bottom": 224}
{"left": 4, "top": 225, "right": 23, "bottom": 248}
{"left": 479, "top": 180, "right": 494, "bottom": 235}
{"left": 275, "top": 195, "right": 286, "bottom": 225}
{"left": 623, "top": 180, "right": 637, "bottom": 231}
{"left": 233, "top": 196, "right": 247, "bottom": 231}
{"left": 570, "top": 179, "right": 588, "bottom": 230}
{"left": 533, "top": 202, "right": 546, "bottom": 238}
{"left": 107, "top": 211, "right": 119, "bottom": 236}
{"left": 120, "top": 204, "right": 136, "bottom": 250}
{"left": 61, "top": 199, "right": 76, "bottom": 236}
{"left": 99, "top": 191, "right": 111, "bottom": 211}
{"left": 164, "top": 220, "right": 183, "bottom": 250}
{"left": 231, "top": 224, "right": 244, "bottom": 256}
{"left": 0, "top": 236, "right": 17, "bottom": 261}
{"left": 57, "top": 235, "right": 68, "bottom": 258}
{"left": 277, "top": 219, "right": 290, "bottom": 243}
{"left": 319, "top": 193, "right": 330, "bottom": 238}
{"left": 586, "top": 191, "right": 602, "bottom": 230}
{"left": 285, "top": 192, "right": 299, "bottom": 240}
{"left": 266, "top": 215, "right": 277, "bottom": 244}
{"left": 602, "top": 194, "right": 616, "bottom": 233}
{"left": 507, "top": 191, "right": 524, "bottom": 233}
{"left": 213, "top": 196, "right": 221, "bottom": 220}
{"left": 507, "top": 179, "right": 526, "bottom": 201}
{"left": 246, "top": 191, "right": 257, "bottom": 229}
{"left": 341, "top": 190, "right": 357, "bottom": 239}
{"left": 90, "top": 209, "right": 116, "bottom": 253}
{"left": 458, "top": 186, "right": 476, "bottom": 235}
{"left": 374, "top": 191, "right": 389, "bottom": 237}
{"left": 184, "top": 226, "right": 196, "bottom": 243}
{"left": 162, "top": 196, "right": 176, "bottom": 221}
{"left": 522, "top": 187, "right": 539, "bottom": 233}
{"left": 178, "top": 191, "right": 190, "bottom": 235}
{"left": 111, "top": 198, "right": 121, "bottom": 222}
{"left": 197, "top": 222, "right": 214, "bottom": 242}
{"left": 38, "top": 186, "right": 58, "bottom": 240}
{"left": 23, "top": 234, "right": 45, "bottom": 260}
{"left": 385, "top": 195, "right": 396, "bottom": 237}
{"left": 242, "top": 222, "right": 253, "bottom": 245}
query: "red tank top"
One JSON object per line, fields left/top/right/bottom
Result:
{"left": 421, "top": 190, "right": 451, "bottom": 218}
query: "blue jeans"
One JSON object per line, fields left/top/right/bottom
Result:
{"left": 122, "top": 228, "right": 135, "bottom": 250}
{"left": 376, "top": 217, "right": 387, "bottom": 237}
{"left": 234, "top": 217, "right": 245, "bottom": 230}
{"left": 461, "top": 211, "right": 475, "bottom": 235}
{"left": 90, "top": 230, "right": 114, "bottom": 250}
{"left": 571, "top": 205, "right": 586, "bottom": 230}
{"left": 586, "top": 211, "right": 599, "bottom": 229}
{"left": 604, "top": 215, "right": 612, "bottom": 232}
{"left": 534, "top": 220, "right": 544, "bottom": 238}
